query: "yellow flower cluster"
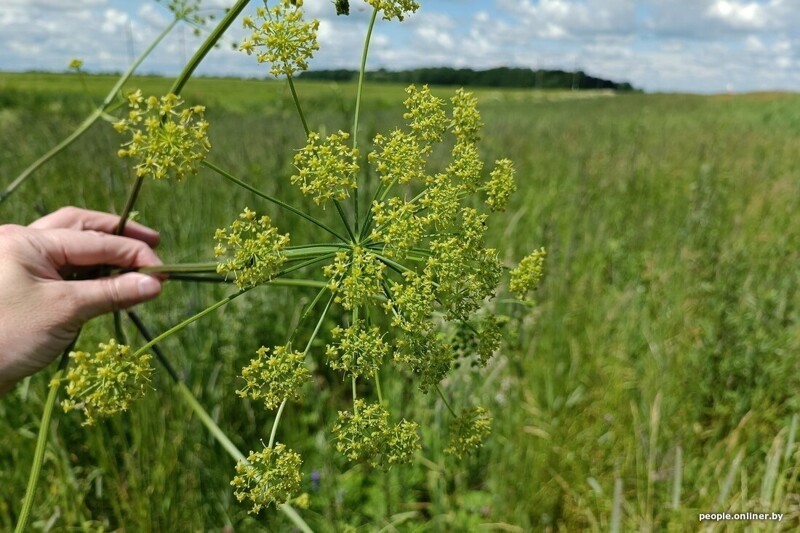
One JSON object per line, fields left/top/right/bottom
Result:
{"left": 509, "top": 247, "right": 547, "bottom": 300}
{"left": 332, "top": 399, "right": 420, "bottom": 467}
{"left": 240, "top": 0, "right": 319, "bottom": 78}
{"left": 231, "top": 443, "right": 303, "bottom": 513}
{"left": 445, "top": 407, "right": 492, "bottom": 459}
{"left": 366, "top": 0, "right": 420, "bottom": 21}
{"left": 326, "top": 321, "right": 388, "bottom": 378}
{"left": 60, "top": 339, "right": 153, "bottom": 426}
{"left": 214, "top": 208, "right": 290, "bottom": 289}
{"left": 292, "top": 131, "right": 359, "bottom": 205}
{"left": 323, "top": 247, "right": 385, "bottom": 309}
{"left": 237, "top": 345, "right": 310, "bottom": 410}
{"left": 485, "top": 158, "right": 517, "bottom": 211}
{"left": 114, "top": 91, "right": 210, "bottom": 181}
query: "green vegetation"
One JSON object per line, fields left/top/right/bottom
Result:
{"left": 1, "top": 71, "right": 799, "bottom": 530}
{"left": 298, "top": 66, "right": 637, "bottom": 91}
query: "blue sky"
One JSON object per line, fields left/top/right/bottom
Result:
{"left": 1, "top": 0, "right": 800, "bottom": 93}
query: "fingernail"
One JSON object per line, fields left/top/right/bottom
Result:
{"left": 137, "top": 275, "right": 162, "bottom": 299}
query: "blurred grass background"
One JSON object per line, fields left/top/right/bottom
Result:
{"left": 0, "top": 72, "right": 799, "bottom": 531}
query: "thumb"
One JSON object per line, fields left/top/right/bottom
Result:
{"left": 65, "top": 273, "right": 162, "bottom": 322}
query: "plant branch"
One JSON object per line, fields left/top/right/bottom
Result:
{"left": 202, "top": 160, "right": 349, "bottom": 242}
{"left": 15, "top": 337, "right": 77, "bottom": 533}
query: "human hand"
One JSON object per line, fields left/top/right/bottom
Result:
{"left": 0, "top": 207, "right": 163, "bottom": 395}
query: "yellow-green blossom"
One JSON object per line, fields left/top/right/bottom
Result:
{"left": 394, "top": 330, "right": 452, "bottom": 391}
{"left": 485, "top": 158, "right": 516, "bottom": 211}
{"left": 326, "top": 321, "right": 388, "bottom": 377}
{"left": 509, "top": 247, "right": 547, "bottom": 299}
{"left": 157, "top": 0, "right": 205, "bottom": 24}
{"left": 385, "top": 272, "right": 435, "bottom": 333}
{"left": 366, "top": 0, "right": 420, "bottom": 21}
{"left": 214, "top": 208, "right": 290, "bottom": 289}
{"left": 403, "top": 84, "right": 447, "bottom": 144}
{"left": 369, "top": 129, "right": 427, "bottom": 185}
{"left": 450, "top": 89, "right": 482, "bottom": 144}
{"left": 370, "top": 198, "right": 425, "bottom": 259}
{"left": 60, "top": 339, "right": 153, "bottom": 426}
{"left": 445, "top": 407, "right": 492, "bottom": 459}
{"left": 237, "top": 345, "right": 310, "bottom": 410}
{"left": 446, "top": 141, "right": 483, "bottom": 191}
{"left": 68, "top": 58, "right": 83, "bottom": 70}
{"left": 292, "top": 131, "right": 359, "bottom": 205}
{"left": 419, "top": 173, "right": 463, "bottom": 229}
{"left": 231, "top": 443, "right": 302, "bottom": 513}
{"left": 332, "top": 399, "right": 419, "bottom": 467}
{"left": 240, "top": 0, "right": 319, "bottom": 77}
{"left": 324, "top": 247, "right": 385, "bottom": 309}
{"left": 114, "top": 91, "right": 210, "bottom": 181}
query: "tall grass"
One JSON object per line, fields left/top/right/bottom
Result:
{"left": 0, "top": 74, "right": 798, "bottom": 530}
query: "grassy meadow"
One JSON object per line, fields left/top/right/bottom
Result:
{"left": 1, "top": 71, "right": 799, "bottom": 531}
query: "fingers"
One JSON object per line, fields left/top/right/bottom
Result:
{"left": 38, "top": 228, "right": 162, "bottom": 270}
{"left": 29, "top": 206, "right": 160, "bottom": 248}
{"left": 61, "top": 273, "right": 162, "bottom": 321}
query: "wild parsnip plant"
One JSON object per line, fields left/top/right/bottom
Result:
{"left": 9, "top": 0, "right": 545, "bottom": 529}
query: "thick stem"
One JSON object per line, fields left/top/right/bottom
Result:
{"left": 202, "top": 160, "right": 349, "bottom": 242}
{"left": 169, "top": 0, "right": 252, "bottom": 96}
{"left": 15, "top": 339, "right": 76, "bottom": 533}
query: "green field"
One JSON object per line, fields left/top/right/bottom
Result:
{"left": 1, "top": 72, "right": 799, "bottom": 531}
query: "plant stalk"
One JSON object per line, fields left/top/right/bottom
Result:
{"left": 15, "top": 338, "right": 77, "bottom": 533}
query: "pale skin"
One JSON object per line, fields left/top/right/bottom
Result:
{"left": 0, "top": 207, "right": 163, "bottom": 396}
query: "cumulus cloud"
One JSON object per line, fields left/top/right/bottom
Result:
{"left": 2, "top": 0, "right": 800, "bottom": 93}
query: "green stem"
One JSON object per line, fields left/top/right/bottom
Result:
{"left": 202, "top": 160, "right": 348, "bottom": 242}
{"left": 133, "top": 289, "right": 251, "bottom": 357}
{"left": 115, "top": 175, "right": 144, "bottom": 236}
{"left": 333, "top": 199, "right": 356, "bottom": 243}
{"left": 304, "top": 293, "right": 335, "bottom": 358}
{"left": 353, "top": 8, "right": 378, "bottom": 151}
{"left": 352, "top": 377, "right": 359, "bottom": 415}
{"left": 435, "top": 385, "right": 457, "bottom": 418}
{"left": 125, "top": 311, "right": 312, "bottom": 533}
{"left": 15, "top": 339, "right": 76, "bottom": 533}
{"left": 268, "top": 398, "right": 288, "bottom": 449}
{"left": 267, "top": 292, "right": 333, "bottom": 449}
{"left": 353, "top": 7, "right": 379, "bottom": 240}
{"left": 375, "top": 371, "right": 384, "bottom": 405}
{"left": 178, "top": 381, "right": 246, "bottom": 462}
{"left": 168, "top": 0, "right": 252, "bottom": 96}
{"left": 0, "top": 19, "right": 178, "bottom": 205}
{"left": 106, "top": 19, "right": 180, "bottom": 107}
{"left": 286, "top": 75, "right": 310, "bottom": 136}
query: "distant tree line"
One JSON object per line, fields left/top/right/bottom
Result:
{"left": 297, "top": 67, "right": 636, "bottom": 91}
